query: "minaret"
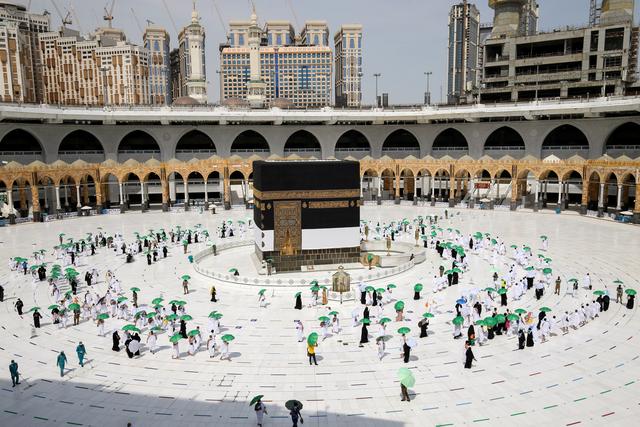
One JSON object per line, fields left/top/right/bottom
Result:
{"left": 246, "top": 8, "right": 266, "bottom": 108}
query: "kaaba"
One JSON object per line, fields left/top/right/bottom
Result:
{"left": 253, "top": 160, "right": 361, "bottom": 272}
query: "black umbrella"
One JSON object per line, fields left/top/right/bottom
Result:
{"left": 285, "top": 400, "right": 303, "bottom": 410}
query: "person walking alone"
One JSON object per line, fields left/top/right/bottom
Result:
{"left": 307, "top": 341, "right": 318, "bottom": 366}
{"left": 76, "top": 342, "right": 87, "bottom": 367}
{"left": 9, "top": 360, "right": 19, "bottom": 387}
{"left": 56, "top": 351, "right": 67, "bottom": 377}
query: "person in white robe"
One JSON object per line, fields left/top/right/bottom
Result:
{"left": 147, "top": 331, "right": 158, "bottom": 354}
{"left": 295, "top": 320, "right": 304, "bottom": 342}
{"left": 331, "top": 316, "right": 340, "bottom": 335}
{"left": 207, "top": 335, "right": 216, "bottom": 358}
{"left": 220, "top": 340, "right": 230, "bottom": 360}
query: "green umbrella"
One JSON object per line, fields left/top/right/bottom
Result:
{"left": 452, "top": 268, "right": 463, "bottom": 274}
{"left": 310, "top": 285, "right": 320, "bottom": 292}
{"left": 379, "top": 317, "right": 392, "bottom": 324}
{"left": 491, "top": 238, "right": 497, "bottom": 245}
{"left": 166, "top": 314, "right": 178, "bottom": 321}
{"left": 176, "top": 301, "right": 187, "bottom": 306}
{"left": 365, "top": 286, "right": 375, "bottom": 292}
{"left": 475, "top": 320, "right": 485, "bottom": 326}
{"left": 540, "top": 235, "right": 548, "bottom": 240}
{"left": 328, "top": 311, "right": 339, "bottom": 316}
{"left": 48, "top": 304, "right": 59, "bottom": 310}
{"left": 376, "top": 288, "right": 386, "bottom": 293}
{"left": 211, "top": 313, "right": 223, "bottom": 320}
{"left": 544, "top": 258, "right": 552, "bottom": 263}
{"left": 318, "top": 316, "right": 330, "bottom": 323}
{"left": 68, "top": 303, "right": 80, "bottom": 311}
{"left": 497, "top": 288, "right": 507, "bottom": 295}
{"left": 29, "top": 265, "right": 39, "bottom": 271}
{"left": 414, "top": 284, "right": 423, "bottom": 292}
{"left": 422, "top": 312, "right": 434, "bottom": 319}
{"left": 360, "top": 318, "right": 371, "bottom": 325}
{"left": 122, "top": 324, "right": 139, "bottom": 332}
{"left": 507, "top": 314, "right": 519, "bottom": 321}
{"left": 307, "top": 332, "right": 318, "bottom": 345}
{"left": 168, "top": 300, "right": 181, "bottom": 305}
{"left": 180, "top": 315, "right": 193, "bottom": 321}
{"left": 525, "top": 266, "right": 535, "bottom": 271}
{"left": 542, "top": 268, "right": 553, "bottom": 275}
{"left": 169, "top": 333, "right": 183, "bottom": 344}
{"left": 151, "top": 326, "right": 164, "bottom": 332}
{"left": 188, "top": 329, "right": 200, "bottom": 337}
{"left": 625, "top": 289, "right": 636, "bottom": 296}
{"left": 29, "top": 306, "right": 41, "bottom": 312}
{"left": 117, "top": 296, "right": 128, "bottom": 303}
{"left": 394, "top": 301, "right": 405, "bottom": 311}
{"left": 514, "top": 308, "right": 527, "bottom": 315}
{"left": 398, "top": 367, "right": 416, "bottom": 388}
{"left": 146, "top": 312, "right": 157, "bottom": 319}
{"left": 152, "top": 297, "right": 164, "bottom": 305}
{"left": 228, "top": 268, "right": 238, "bottom": 273}
{"left": 523, "top": 246, "right": 531, "bottom": 252}
{"left": 309, "top": 280, "right": 318, "bottom": 286}
{"left": 97, "top": 313, "right": 109, "bottom": 320}
{"left": 294, "top": 292, "right": 302, "bottom": 298}
{"left": 613, "top": 279, "right": 624, "bottom": 284}
{"left": 222, "top": 334, "right": 235, "bottom": 342}
{"left": 568, "top": 278, "right": 578, "bottom": 283}
{"left": 452, "top": 316, "right": 464, "bottom": 326}
{"left": 540, "top": 307, "right": 552, "bottom": 313}
{"left": 258, "top": 289, "right": 267, "bottom": 295}
{"left": 593, "top": 290, "right": 605, "bottom": 296}
{"left": 181, "top": 275, "right": 191, "bottom": 281}
{"left": 484, "top": 287, "right": 496, "bottom": 293}
{"left": 397, "top": 327, "right": 411, "bottom": 335}
{"left": 495, "top": 314, "right": 506, "bottom": 324}
{"left": 483, "top": 317, "right": 497, "bottom": 327}
{"left": 387, "top": 284, "right": 397, "bottom": 289}
{"left": 510, "top": 244, "right": 518, "bottom": 249}
{"left": 250, "top": 395, "right": 264, "bottom": 406}
{"left": 130, "top": 287, "right": 140, "bottom": 292}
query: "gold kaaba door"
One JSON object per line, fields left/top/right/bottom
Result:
{"left": 274, "top": 200, "right": 302, "bottom": 255}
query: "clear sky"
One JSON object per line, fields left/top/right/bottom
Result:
{"left": 29, "top": 0, "right": 640, "bottom": 104}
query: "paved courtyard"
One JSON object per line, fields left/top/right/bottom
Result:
{"left": 0, "top": 206, "right": 638, "bottom": 426}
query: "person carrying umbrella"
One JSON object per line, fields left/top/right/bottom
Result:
{"left": 464, "top": 340, "right": 476, "bottom": 369}
{"left": 398, "top": 368, "right": 414, "bottom": 402}
{"left": 251, "top": 395, "right": 267, "bottom": 427}
{"left": 182, "top": 278, "right": 189, "bottom": 295}
{"left": 307, "top": 339, "right": 318, "bottom": 366}
{"left": 287, "top": 401, "right": 303, "bottom": 427}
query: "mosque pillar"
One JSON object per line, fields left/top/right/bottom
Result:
{"left": 95, "top": 181, "right": 103, "bottom": 213}
{"left": 580, "top": 179, "right": 588, "bottom": 214}
{"left": 82, "top": 182, "right": 89, "bottom": 205}
{"left": 224, "top": 167, "right": 231, "bottom": 210}
{"left": 140, "top": 181, "right": 146, "bottom": 212}
{"left": 616, "top": 184, "right": 623, "bottom": 211}
{"left": 430, "top": 176, "right": 436, "bottom": 206}
{"left": 510, "top": 176, "right": 518, "bottom": 211}
{"left": 468, "top": 179, "right": 475, "bottom": 209}
{"left": 634, "top": 181, "right": 640, "bottom": 223}
{"left": 597, "top": 182, "right": 605, "bottom": 217}
{"left": 203, "top": 178, "right": 209, "bottom": 210}
{"left": 449, "top": 175, "right": 456, "bottom": 207}
{"left": 183, "top": 179, "right": 190, "bottom": 211}
{"left": 55, "top": 185, "right": 62, "bottom": 213}
{"left": 413, "top": 177, "right": 418, "bottom": 206}
{"left": 119, "top": 182, "right": 126, "bottom": 213}
{"left": 394, "top": 173, "right": 400, "bottom": 205}
{"left": 161, "top": 168, "right": 169, "bottom": 212}
{"left": 75, "top": 185, "right": 82, "bottom": 213}
{"left": 30, "top": 179, "right": 41, "bottom": 222}
{"left": 534, "top": 179, "right": 540, "bottom": 212}
{"left": 7, "top": 187, "right": 15, "bottom": 224}
{"left": 43, "top": 184, "right": 49, "bottom": 212}
{"left": 377, "top": 176, "right": 382, "bottom": 205}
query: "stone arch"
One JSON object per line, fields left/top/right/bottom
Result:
{"left": 432, "top": 128, "right": 469, "bottom": 157}
{"left": 484, "top": 127, "right": 525, "bottom": 153}
{"left": 382, "top": 129, "right": 420, "bottom": 157}
{"left": 284, "top": 130, "right": 321, "bottom": 155}
{"left": 230, "top": 130, "right": 270, "bottom": 156}
{"left": 335, "top": 130, "right": 372, "bottom": 158}
{"left": 604, "top": 122, "right": 640, "bottom": 155}
{"left": 118, "top": 131, "right": 161, "bottom": 162}
{"left": 541, "top": 124, "right": 589, "bottom": 158}
{"left": 175, "top": 130, "right": 216, "bottom": 160}
{"left": 58, "top": 130, "right": 105, "bottom": 162}
{"left": 0, "top": 129, "right": 44, "bottom": 163}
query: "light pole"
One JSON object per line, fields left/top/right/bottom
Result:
{"left": 424, "top": 71, "right": 432, "bottom": 105}
{"left": 373, "top": 73, "right": 381, "bottom": 107}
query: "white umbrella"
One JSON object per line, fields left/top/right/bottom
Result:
{"left": 406, "top": 337, "right": 418, "bottom": 349}
{"left": 620, "top": 211, "right": 634, "bottom": 216}
{"left": 480, "top": 198, "right": 491, "bottom": 203}
{"left": 128, "top": 340, "right": 140, "bottom": 354}
{"left": 81, "top": 206, "right": 93, "bottom": 210}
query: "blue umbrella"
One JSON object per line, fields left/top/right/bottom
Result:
{"left": 456, "top": 298, "right": 467, "bottom": 305}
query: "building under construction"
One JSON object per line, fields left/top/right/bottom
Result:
{"left": 480, "top": 0, "right": 639, "bottom": 102}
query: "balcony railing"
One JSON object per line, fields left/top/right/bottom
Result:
{"left": 432, "top": 147, "right": 468, "bottom": 151}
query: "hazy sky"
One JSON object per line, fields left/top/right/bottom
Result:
{"left": 28, "top": 0, "right": 640, "bottom": 104}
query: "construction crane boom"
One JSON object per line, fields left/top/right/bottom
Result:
{"left": 130, "top": 8, "right": 143, "bottom": 34}
{"left": 162, "top": 0, "right": 179, "bottom": 34}
{"left": 590, "top": 0, "right": 601, "bottom": 26}
{"left": 287, "top": 0, "right": 300, "bottom": 30}
{"left": 211, "top": 0, "right": 228, "bottom": 35}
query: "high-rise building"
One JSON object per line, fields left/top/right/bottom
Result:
{"left": 177, "top": 2, "right": 207, "bottom": 104}
{"left": 480, "top": 0, "right": 638, "bottom": 102}
{"left": 447, "top": 2, "right": 480, "bottom": 104}
{"left": 144, "top": 25, "right": 171, "bottom": 105}
{"left": 39, "top": 26, "right": 151, "bottom": 106}
{"left": 334, "top": 24, "right": 363, "bottom": 108}
{"left": 0, "top": 2, "right": 49, "bottom": 103}
{"left": 220, "top": 12, "right": 332, "bottom": 109}
{"left": 169, "top": 48, "right": 182, "bottom": 101}
{"left": 519, "top": 0, "right": 539, "bottom": 36}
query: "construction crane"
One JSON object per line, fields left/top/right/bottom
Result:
{"left": 103, "top": 0, "right": 116, "bottom": 29}
{"left": 161, "top": 0, "right": 179, "bottom": 34}
{"left": 49, "top": 0, "right": 72, "bottom": 29}
{"left": 590, "top": 0, "right": 602, "bottom": 26}
{"left": 70, "top": 1, "right": 84, "bottom": 35}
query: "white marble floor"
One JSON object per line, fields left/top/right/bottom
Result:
{"left": 0, "top": 206, "right": 639, "bottom": 427}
